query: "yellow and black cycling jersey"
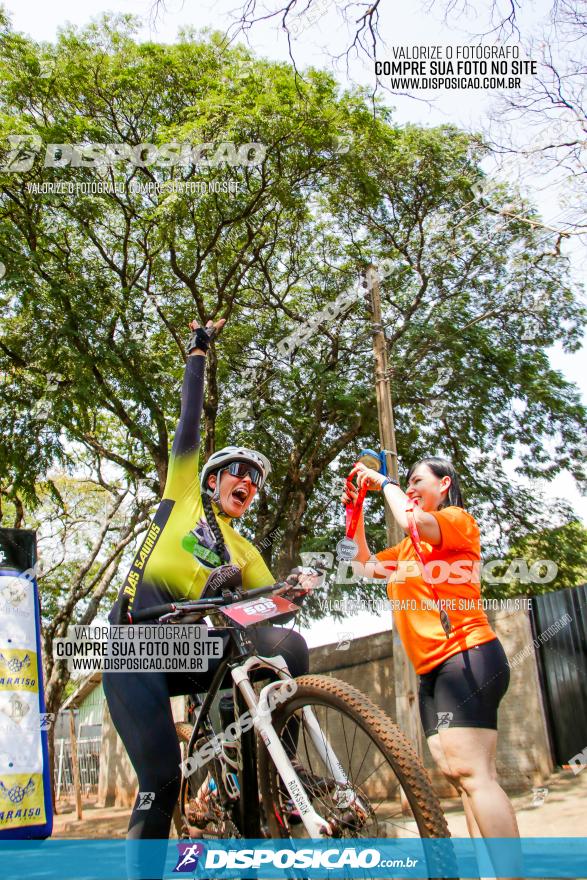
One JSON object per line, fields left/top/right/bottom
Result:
{"left": 109, "top": 355, "right": 273, "bottom": 621}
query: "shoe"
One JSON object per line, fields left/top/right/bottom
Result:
{"left": 187, "top": 774, "right": 217, "bottom": 826}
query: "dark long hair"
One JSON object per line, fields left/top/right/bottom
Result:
{"left": 201, "top": 490, "right": 230, "bottom": 562}
{"left": 406, "top": 457, "right": 464, "bottom": 510}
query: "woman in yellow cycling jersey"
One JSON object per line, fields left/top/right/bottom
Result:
{"left": 103, "top": 318, "right": 316, "bottom": 862}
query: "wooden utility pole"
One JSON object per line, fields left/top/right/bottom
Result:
{"left": 366, "top": 265, "right": 423, "bottom": 759}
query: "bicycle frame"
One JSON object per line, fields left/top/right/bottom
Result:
{"left": 232, "top": 655, "right": 331, "bottom": 837}
{"left": 125, "top": 570, "right": 451, "bottom": 848}
{"left": 179, "top": 618, "right": 343, "bottom": 838}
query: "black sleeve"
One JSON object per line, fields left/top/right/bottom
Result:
{"left": 171, "top": 354, "right": 206, "bottom": 458}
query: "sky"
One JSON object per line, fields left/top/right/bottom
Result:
{"left": 6, "top": 0, "right": 586, "bottom": 646}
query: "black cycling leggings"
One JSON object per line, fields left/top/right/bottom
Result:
{"left": 418, "top": 637, "right": 510, "bottom": 737}
{"left": 102, "top": 625, "right": 308, "bottom": 850}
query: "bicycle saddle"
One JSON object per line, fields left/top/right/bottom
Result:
{"left": 200, "top": 564, "right": 243, "bottom": 599}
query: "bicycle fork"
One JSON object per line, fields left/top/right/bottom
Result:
{"left": 231, "top": 656, "right": 357, "bottom": 838}
{"left": 301, "top": 705, "right": 370, "bottom": 822}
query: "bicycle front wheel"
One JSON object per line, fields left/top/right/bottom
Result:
{"left": 258, "top": 674, "right": 450, "bottom": 840}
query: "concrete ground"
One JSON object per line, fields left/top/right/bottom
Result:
{"left": 440, "top": 767, "right": 587, "bottom": 836}
{"left": 51, "top": 768, "right": 586, "bottom": 839}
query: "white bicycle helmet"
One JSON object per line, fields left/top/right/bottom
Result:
{"left": 200, "top": 446, "right": 271, "bottom": 496}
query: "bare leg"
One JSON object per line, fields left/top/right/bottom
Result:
{"left": 437, "top": 727, "right": 519, "bottom": 837}
{"left": 427, "top": 728, "right": 521, "bottom": 879}
{"left": 461, "top": 790, "right": 483, "bottom": 838}
{"left": 427, "top": 734, "right": 481, "bottom": 836}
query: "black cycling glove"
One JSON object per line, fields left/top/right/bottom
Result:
{"left": 187, "top": 325, "right": 217, "bottom": 354}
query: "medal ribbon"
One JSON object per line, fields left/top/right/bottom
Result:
{"left": 345, "top": 470, "right": 368, "bottom": 540}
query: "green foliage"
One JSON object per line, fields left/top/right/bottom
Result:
{"left": 30, "top": 474, "right": 136, "bottom": 626}
{"left": 483, "top": 519, "right": 587, "bottom": 598}
{"left": 0, "top": 14, "right": 584, "bottom": 605}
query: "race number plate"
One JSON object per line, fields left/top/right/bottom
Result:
{"left": 221, "top": 595, "right": 300, "bottom": 626}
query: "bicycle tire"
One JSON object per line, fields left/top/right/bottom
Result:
{"left": 176, "top": 721, "right": 195, "bottom": 744}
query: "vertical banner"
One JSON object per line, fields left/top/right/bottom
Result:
{"left": 0, "top": 528, "right": 52, "bottom": 838}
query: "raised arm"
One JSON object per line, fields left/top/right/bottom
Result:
{"left": 164, "top": 318, "right": 225, "bottom": 498}
{"left": 172, "top": 319, "right": 225, "bottom": 453}
{"left": 341, "top": 480, "right": 400, "bottom": 578}
{"left": 350, "top": 462, "right": 442, "bottom": 546}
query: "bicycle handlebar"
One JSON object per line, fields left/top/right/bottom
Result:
{"left": 117, "top": 579, "right": 290, "bottom": 625}
{"left": 126, "top": 601, "right": 224, "bottom": 624}
{"left": 240, "top": 582, "right": 285, "bottom": 600}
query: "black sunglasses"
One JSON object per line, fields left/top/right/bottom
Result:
{"left": 226, "top": 461, "right": 263, "bottom": 487}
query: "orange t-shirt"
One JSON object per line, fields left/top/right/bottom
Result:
{"left": 375, "top": 506, "right": 496, "bottom": 675}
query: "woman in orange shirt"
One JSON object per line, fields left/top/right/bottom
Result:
{"left": 343, "top": 456, "right": 520, "bottom": 846}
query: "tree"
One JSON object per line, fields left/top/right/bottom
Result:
{"left": 0, "top": 14, "right": 585, "bottom": 632}
{"left": 37, "top": 475, "right": 151, "bottom": 714}
{"left": 482, "top": 518, "right": 587, "bottom": 598}
{"left": 0, "top": 12, "right": 356, "bottom": 496}
{"left": 485, "top": 0, "right": 587, "bottom": 244}
{"left": 282, "top": 121, "right": 585, "bottom": 554}
{"left": 148, "top": 0, "right": 581, "bottom": 80}
{"left": 183, "top": 0, "right": 587, "bottom": 238}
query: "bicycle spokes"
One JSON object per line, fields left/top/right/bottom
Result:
{"left": 275, "top": 702, "right": 425, "bottom": 838}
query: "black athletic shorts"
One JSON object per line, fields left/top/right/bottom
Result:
{"left": 418, "top": 637, "right": 510, "bottom": 737}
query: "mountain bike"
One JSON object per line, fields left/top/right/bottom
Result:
{"left": 118, "top": 566, "right": 454, "bottom": 877}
